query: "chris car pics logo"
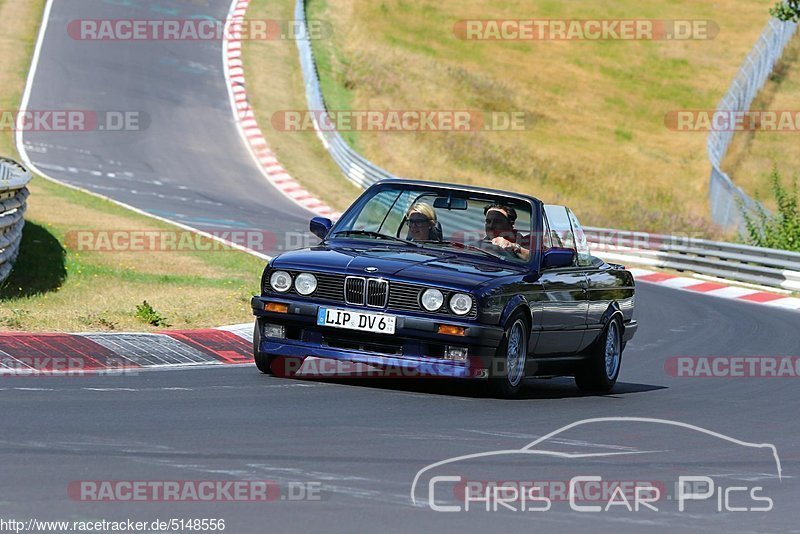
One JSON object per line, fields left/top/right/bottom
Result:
{"left": 411, "top": 417, "right": 781, "bottom": 514}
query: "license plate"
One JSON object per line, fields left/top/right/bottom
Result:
{"left": 317, "top": 307, "right": 396, "bottom": 335}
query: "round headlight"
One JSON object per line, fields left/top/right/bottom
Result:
{"left": 269, "top": 271, "right": 292, "bottom": 293}
{"left": 420, "top": 288, "right": 444, "bottom": 311}
{"left": 449, "top": 293, "right": 473, "bottom": 316}
{"left": 294, "top": 273, "right": 318, "bottom": 296}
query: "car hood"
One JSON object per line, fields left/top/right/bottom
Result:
{"left": 271, "top": 244, "right": 526, "bottom": 291}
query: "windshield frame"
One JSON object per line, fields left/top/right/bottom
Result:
{"left": 327, "top": 181, "right": 543, "bottom": 269}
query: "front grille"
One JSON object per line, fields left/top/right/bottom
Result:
{"left": 387, "top": 282, "right": 423, "bottom": 312}
{"left": 266, "top": 270, "right": 477, "bottom": 319}
{"left": 314, "top": 273, "right": 345, "bottom": 301}
{"left": 322, "top": 333, "right": 403, "bottom": 355}
{"left": 344, "top": 277, "right": 388, "bottom": 307}
{"left": 366, "top": 279, "right": 389, "bottom": 308}
{"left": 345, "top": 277, "right": 365, "bottom": 305}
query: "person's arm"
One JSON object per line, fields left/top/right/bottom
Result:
{"left": 490, "top": 237, "right": 530, "bottom": 260}
{"left": 511, "top": 242, "right": 530, "bottom": 261}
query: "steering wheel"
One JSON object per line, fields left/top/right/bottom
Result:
{"left": 481, "top": 237, "right": 516, "bottom": 258}
{"left": 481, "top": 236, "right": 500, "bottom": 248}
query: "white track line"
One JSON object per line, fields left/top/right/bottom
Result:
{"left": 221, "top": 0, "right": 338, "bottom": 219}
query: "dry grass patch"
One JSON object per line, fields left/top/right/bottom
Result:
{"left": 300, "top": 0, "right": 778, "bottom": 237}
{"left": 722, "top": 33, "right": 800, "bottom": 212}
{"left": 0, "top": 0, "right": 46, "bottom": 157}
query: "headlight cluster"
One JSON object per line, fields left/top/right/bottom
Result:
{"left": 449, "top": 293, "right": 473, "bottom": 316}
{"left": 269, "top": 271, "right": 292, "bottom": 293}
{"left": 294, "top": 273, "right": 318, "bottom": 295}
{"left": 269, "top": 271, "right": 317, "bottom": 296}
{"left": 266, "top": 270, "right": 472, "bottom": 315}
{"left": 420, "top": 288, "right": 473, "bottom": 315}
{"left": 421, "top": 289, "right": 444, "bottom": 311}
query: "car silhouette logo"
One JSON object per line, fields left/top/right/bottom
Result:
{"left": 365, "top": 267, "right": 379, "bottom": 273}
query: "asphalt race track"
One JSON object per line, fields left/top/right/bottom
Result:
{"left": 19, "top": 0, "right": 310, "bottom": 254}
{"left": 6, "top": 0, "right": 800, "bottom": 532}
{"left": 1, "top": 284, "right": 798, "bottom": 532}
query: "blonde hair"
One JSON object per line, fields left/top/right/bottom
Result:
{"left": 407, "top": 202, "right": 436, "bottom": 222}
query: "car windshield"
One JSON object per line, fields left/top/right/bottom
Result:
{"left": 331, "top": 184, "right": 533, "bottom": 264}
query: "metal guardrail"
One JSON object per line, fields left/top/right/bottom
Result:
{"left": 708, "top": 18, "right": 798, "bottom": 230}
{"left": 295, "top": 1, "right": 799, "bottom": 292}
{"left": 0, "top": 158, "right": 32, "bottom": 284}
{"left": 295, "top": 0, "right": 392, "bottom": 189}
{"left": 585, "top": 226, "right": 800, "bottom": 292}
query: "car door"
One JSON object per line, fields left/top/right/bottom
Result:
{"left": 533, "top": 206, "right": 589, "bottom": 356}
{"left": 566, "top": 207, "right": 609, "bottom": 353}
{"left": 567, "top": 208, "right": 633, "bottom": 352}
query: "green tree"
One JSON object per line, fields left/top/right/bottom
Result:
{"left": 740, "top": 167, "right": 800, "bottom": 251}
{"left": 771, "top": 0, "right": 800, "bottom": 22}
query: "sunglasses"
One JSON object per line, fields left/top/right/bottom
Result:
{"left": 408, "top": 217, "right": 430, "bottom": 225}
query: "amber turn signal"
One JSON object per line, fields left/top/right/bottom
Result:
{"left": 437, "top": 324, "right": 466, "bottom": 336}
{"left": 265, "top": 302, "right": 289, "bottom": 313}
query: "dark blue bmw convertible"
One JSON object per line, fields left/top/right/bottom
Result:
{"left": 251, "top": 179, "right": 637, "bottom": 398}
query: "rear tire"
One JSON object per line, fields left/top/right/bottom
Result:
{"left": 575, "top": 318, "right": 622, "bottom": 393}
{"left": 487, "top": 313, "right": 529, "bottom": 399}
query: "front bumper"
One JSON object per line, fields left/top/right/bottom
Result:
{"left": 251, "top": 296, "right": 504, "bottom": 379}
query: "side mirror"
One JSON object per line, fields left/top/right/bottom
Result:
{"left": 542, "top": 247, "right": 575, "bottom": 269}
{"left": 310, "top": 217, "right": 333, "bottom": 240}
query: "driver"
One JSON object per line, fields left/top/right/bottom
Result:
{"left": 484, "top": 204, "right": 530, "bottom": 260}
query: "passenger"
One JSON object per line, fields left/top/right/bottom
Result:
{"left": 406, "top": 203, "right": 441, "bottom": 241}
{"left": 483, "top": 204, "right": 530, "bottom": 260}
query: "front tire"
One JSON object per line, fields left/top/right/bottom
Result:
{"left": 253, "top": 320, "right": 304, "bottom": 377}
{"left": 575, "top": 318, "right": 622, "bottom": 393}
{"left": 253, "top": 320, "right": 272, "bottom": 374}
{"left": 488, "top": 313, "right": 529, "bottom": 398}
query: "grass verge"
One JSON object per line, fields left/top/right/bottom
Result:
{"left": 722, "top": 33, "right": 800, "bottom": 213}
{"left": 0, "top": 176, "right": 266, "bottom": 332}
